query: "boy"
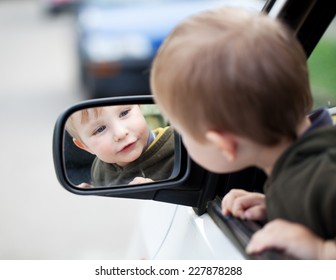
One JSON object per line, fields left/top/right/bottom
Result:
{"left": 65, "top": 105, "right": 174, "bottom": 186}
{"left": 150, "top": 7, "right": 336, "bottom": 259}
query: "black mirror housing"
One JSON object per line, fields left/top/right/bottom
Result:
{"left": 52, "top": 95, "right": 208, "bottom": 207}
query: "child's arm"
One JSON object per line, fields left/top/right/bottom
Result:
{"left": 246, "top": 219, "right": 336, "bottom": 259}
{"left": 221, "top": 189, "right": 266, "bottom": 221}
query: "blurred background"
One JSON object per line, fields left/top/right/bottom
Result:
{"left": 0, "top": 0, "right": 145, "bottom": 259}
{"left": 0, "top": 0, "right": 334, "bottom": 259}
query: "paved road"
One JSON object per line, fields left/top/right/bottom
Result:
{"left": 0, "top": 0, "right": 143, "bottom": 259}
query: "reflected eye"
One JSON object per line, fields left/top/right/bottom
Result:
{"left": 119, "top": 109, "right": 130, "bottom": 118}
{"left": 93, "top": 125, "right": 106, "bottom": 135}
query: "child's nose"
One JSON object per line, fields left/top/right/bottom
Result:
{"left": 112, "top": 126, "right": 128, "bottom": 142}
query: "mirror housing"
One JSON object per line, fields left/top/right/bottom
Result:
{"left": 53, "top": 96, "right": 210, "bottom": 212}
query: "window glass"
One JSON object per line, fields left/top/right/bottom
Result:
{"left": 308, "top": 18, "right": 336, "bottom": 109}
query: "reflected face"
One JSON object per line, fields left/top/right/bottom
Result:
{"left": 71, "top": 105, "right": 149, "bottom": 166}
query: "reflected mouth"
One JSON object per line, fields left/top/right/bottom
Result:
{"left": 119, "top": 141, "right": 136, "bottom": 153}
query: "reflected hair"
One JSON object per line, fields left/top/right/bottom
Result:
{"left": 65, "top": 107, "right": 103, "bottom": 141}
{"left": 151, "top": 7, "right": 312, "bottom": 146}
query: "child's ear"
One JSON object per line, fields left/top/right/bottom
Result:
{"left": 205, "top": 130, "right": 237, "bottom": 162}
{"left": 73, "top": 138, "right": 92, "bottom": 153}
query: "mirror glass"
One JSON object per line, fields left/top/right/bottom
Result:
{"left": 63, "top": 104, "right": 176, "bottom": 188}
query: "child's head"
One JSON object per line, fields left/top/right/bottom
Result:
{"left": 151, "top": 7, "right": 312, "bottom": 146}
{"left": 65, "top": 105, "right": 150, "bottom": 166}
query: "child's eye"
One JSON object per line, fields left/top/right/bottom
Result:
{"left": 93, "top": 125, "right": 106, "bottom": 135}
{"left": 119, "top": 109, "right": 130, "bottom": 118}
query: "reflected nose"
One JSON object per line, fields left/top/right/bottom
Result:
{"left": 112, "top": 125, "right": 128, "bottom": 142}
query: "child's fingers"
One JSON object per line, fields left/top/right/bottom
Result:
{"left": 222, "top": 190, "right": 266, "bottom": 220}
{"left": 221, "top": 189, "right": 249, "bottom": 216}
{"left": 244, "top": 205, "right": 267, "bottom": 221}
{"left": 246, "top": 220, "right": 287, "bottom": 254}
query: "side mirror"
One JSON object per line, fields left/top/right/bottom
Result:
{"left": 53, "top": 96, "right": 190, "bottom": 197}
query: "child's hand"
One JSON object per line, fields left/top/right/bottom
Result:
{"left": 128, "top": 177, "right": 154, "bottom": 185}
{"left": 246, "top": 219, "right": 335, "bottom": 259}
{"left": 221, "top": 189, "right": 266, "bottom": 221}
{"left": 77, "top": 182, "right": 92, "bottom": 189}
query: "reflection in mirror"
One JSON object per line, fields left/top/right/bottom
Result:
{"left": 63, "top": 104, "right": 176, "bottom": 189}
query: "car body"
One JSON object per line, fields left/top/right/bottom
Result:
{"left": 75, "top": 0, "right": 263, "bottom": 98}
{"left": 53, "top": 0, "right": 336, "bottom": 259}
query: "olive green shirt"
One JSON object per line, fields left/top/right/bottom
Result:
{"left": 264, "top": 125, "right": 336, "bottom": 239}
{"left": 91, "top": 126, "right": 174, "bottom": 186}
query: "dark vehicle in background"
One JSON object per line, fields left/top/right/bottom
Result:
{"left": 75, "top": 0, "right": 261, "bottom": 98}
{"left": 43, "top": 0, "right": 79, "bottom": 15}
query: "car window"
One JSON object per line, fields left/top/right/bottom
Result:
{"left": 308, "top": 18, "right": 336, "bottom": 110}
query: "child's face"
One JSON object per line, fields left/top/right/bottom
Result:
{"left": 73, "top": 105, "right": 150, "bottom": 166}
{"left": 178, "top": 129, "right": 229, "bottom": 173}
{"left": 170, "top": 118, "right": 241, "bottom": 174}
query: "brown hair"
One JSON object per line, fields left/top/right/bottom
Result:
{"left": 151, "top": 7, "right": 312, "bottom": 145}
{"left": 65, "top": 107, "right": 102, "bottom": 141}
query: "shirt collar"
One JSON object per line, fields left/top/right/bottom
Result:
{"left": 303, "top": 107, "right": 333, "bottom": 136}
